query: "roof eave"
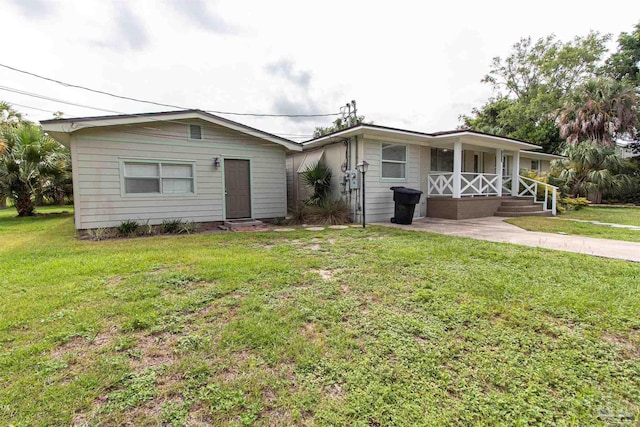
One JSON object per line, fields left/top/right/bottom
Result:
{"left": 40, "top": 110, "right": 302, "bottom": 152}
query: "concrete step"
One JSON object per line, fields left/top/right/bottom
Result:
{"left": 495, "top": 210, "right": 552, "bottom": 217}
{"left": 500, "top": 199, "right": 538, "bottom": 206}
{"left": 224, "top": 219, "right": 264, "bottom": 228}
{"left": 497, "top": 205, "right": 543, "bottom": 213}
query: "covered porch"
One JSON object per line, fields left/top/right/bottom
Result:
{"left": 424, "top": 135, "right": 557, "bottom": 218}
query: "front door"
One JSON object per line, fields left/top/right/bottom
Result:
{"left": 224, "top": 159, "right": 251, "bottom": 219}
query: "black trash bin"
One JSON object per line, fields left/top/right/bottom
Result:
{"left": 390, "top": 186, "right": 423, "bottom": 224}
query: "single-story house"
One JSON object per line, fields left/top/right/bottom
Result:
{"left": 287, "top": 124, "right": 563, "bottom": 221}
{"left": 41, "top": 110, "right": 301, "bottom": 230}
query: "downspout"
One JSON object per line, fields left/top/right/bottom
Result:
{"left": 353, "top": 135, "right": 359, "bottom": 223}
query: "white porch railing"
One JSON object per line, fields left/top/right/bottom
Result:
{"left": 427, "top": 172, "right": 454, "bottom": 196}
{"left": 428, "top": 172, "right": 558, "bottom": 215}
{"left": 515, "top": 175, "right": 558, "bottom": 215}
{"left": 427, "top": 172, "right": 499, "bottom": 197}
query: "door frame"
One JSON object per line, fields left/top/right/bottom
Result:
{"left": 221, "top": 156, "right": 254, "bottom": 220}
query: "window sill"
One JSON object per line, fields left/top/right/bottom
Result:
{"left": 121, "top": 193, "right": 198, "bottom": 198}
{"left": 380, "top": 178, "right": 408, "bottom": 183}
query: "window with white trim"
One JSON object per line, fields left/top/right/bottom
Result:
{"left": 123, "top": 161, "right": 195, "bottom": 195}
{"left": 531, "top": 160, "right": 540, "bottom": 172}
{"left": 381, "top": 143, "right": 407, "bottom": 179}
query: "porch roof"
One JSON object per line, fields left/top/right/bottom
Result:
{"left": 303, "top": 124, "right": 540, "bottom": 151}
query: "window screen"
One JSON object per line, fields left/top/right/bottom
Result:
{"left": 381, "top": 143, "right": 407, "bottom": 179}
{"left": 123, "top": 161, "right": 195, "bottom": 195}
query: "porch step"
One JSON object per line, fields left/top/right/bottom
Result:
{"left": 496, "top": 205, "right": 544, "bottom": 213}
{"left": 500, "top": 198, "right": 539, "bottom": 206}
{"left": 495, "top": 210, "right": 552, "bottom": 217}
{"left": 495, "top": 197, "right": 551, "bottom": 217}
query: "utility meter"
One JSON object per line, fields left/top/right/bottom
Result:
{"left": 347, "top": 170, "right": 359, "bottom": 190}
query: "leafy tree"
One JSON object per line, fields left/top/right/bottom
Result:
{"left": 313, "top": 116, "right": 367, "bottom": 138}
{"left": 552, "top": 142, "right": 630, "bottom": 203}
{"left": 461, "top": 32, "right": 610, "bottom": 153}
{"left": 559, "top": 78, "right": 638, "bottom": 147}
{"left": 0, "top": 123, "right": 69, "bottom": 216}
{"left": 602, "top": 22, "right": 640, "bottom": 86}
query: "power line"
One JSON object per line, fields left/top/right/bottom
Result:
{"left": 0, "top": 62, "right": 341, "bottom": 118}
{"left": 0, "top": 86, "right": 123, "bottom": 114}
{"left": 1, "top": 101, "right": 74, "bottom": 117}
{"left": 2, "top": 98, "right": 310, "bottom": 140}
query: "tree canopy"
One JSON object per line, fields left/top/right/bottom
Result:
{"left": 461, "top": 24, "right": 640, "bottom": 153}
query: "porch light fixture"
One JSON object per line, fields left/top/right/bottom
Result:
{"left": 357, "top": 160, "right": 369, "bottom": 228}
{"left": 213, "top": 157, "right": 221, "bottom": 168}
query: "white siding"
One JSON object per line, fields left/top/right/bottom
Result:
{"left": 362, "top": 138, "right": 422, "bottom": 223}
{"left": 71, "top": 120, "right": 287, "bottom": 229}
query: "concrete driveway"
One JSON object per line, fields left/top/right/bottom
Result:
{"left": 376, "top": 216, "right": 640, "bottom": 262}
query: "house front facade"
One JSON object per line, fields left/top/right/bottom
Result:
{"left": 288, "top": 124, "right": 562, "bottom": 222}
{"left": 42, "top": 110, "right": 301, "bottom": 230}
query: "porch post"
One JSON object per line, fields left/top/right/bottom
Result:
{"left": 452, "top": 141, "right": 462, "bottom": 198}
{"left": 511, "top": 150, "right": 520, "bottom": 196}
{"left": 495, "top": 149, "right": 502, "bottom": 196}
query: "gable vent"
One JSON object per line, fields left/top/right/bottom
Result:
{"left": 189, "top": 124, "right": 202, "bottom": 140}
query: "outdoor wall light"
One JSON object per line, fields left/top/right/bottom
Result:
{"left": 356, "top": 160, "right": 369, "bottom": 228}
{"left": 213, "top": 157, "right": 221, "bottom": 168}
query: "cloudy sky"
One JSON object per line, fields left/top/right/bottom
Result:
{"left": 0, "top": 0, "right": 636, "bottom": 141}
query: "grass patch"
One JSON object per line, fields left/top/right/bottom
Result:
{"left": 1, "top": 207, "right": 639, "bottom": 425}
{"left": 506, "top": 216, "right": 640, "bottom": 242}
{"left": 562, "top": 206, "right": 640, "bottom": 227}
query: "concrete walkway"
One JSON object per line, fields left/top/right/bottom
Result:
{"left": 376, "top": 217, "right": 640, "bottom": 262}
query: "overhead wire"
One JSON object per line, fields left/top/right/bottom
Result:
{"left": 0, "top": 91, "right": 312, "bottom": 141}
{"left": 0, "top": 62, "right": 341, "bottom": 118}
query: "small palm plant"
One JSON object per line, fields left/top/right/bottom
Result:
{"left": 0, "top": 123, "right": 69, "bottom": 216}
{"left": 299, "top": 160, "right": 332, "bottom": 205}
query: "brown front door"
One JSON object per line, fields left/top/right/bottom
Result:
{"left": 224, "top": 159, "right": 251, "bottom": 219}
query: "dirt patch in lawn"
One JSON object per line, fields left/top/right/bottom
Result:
{"left": 601, "top": 332, "right": 640, "bottom": 359}
{"left": 51, "top": 326, "right": 117, "bottom": 361}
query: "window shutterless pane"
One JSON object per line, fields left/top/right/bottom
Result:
{"left": 125, "top": 162, "right": 159, "bottom": 177}
{"left": 162, "top": 163, "right": 193, "bottom": 178}
{"left": 125, "top": 178, "right": 160, "bottom": 193}
{"left": 382, "top": 144, "right": 407, "bottom": 161}
{"left": 162, "top": 178, "right": 193, "bottom": 193}
{"left": 382, "top": 162, "right": 405, "bottom": 179}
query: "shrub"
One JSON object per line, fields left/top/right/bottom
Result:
{"left": 561, "top": 196, "right": 590, "bottom": 211}
{"left": 117, "top": 220, "right": 139, "bottom": 237}
{"left": 287, "top": 203, "right": 310, "bottom": 225}
{"left": 307, "top": 199, "right": 352, "bottom": 225}
{"left": 138, "top": 219, "right": 155, "bottom": 236}
{"left": 86, "top": 227, "right": 111, "bottom": 241}
{"left": 178, "top": 221, "right": 199, "bottom": 235}
{"left": 161, "top": 218, "right": 183, "bottom": 234}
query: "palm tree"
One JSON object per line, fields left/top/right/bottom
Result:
{"left": 553, "top": 141, "right": 630, "bottom": 203}
{"left": 0, "top": 102, "right": 25, "bottom": 208}
{"left": 299, "top": 160, "right": 333, "bottom": 205}
{"left": 559, "top": 78, "right": 638, "bottom": 147}
{"left": 0, "top": 101, "right": 23, "bottom": 126}
{"left": 0, "top": 123, "right": 69, "bottom": 216}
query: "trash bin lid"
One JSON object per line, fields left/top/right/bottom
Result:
{"left": 390, "top": 186, "right": 423, "bottom": 195}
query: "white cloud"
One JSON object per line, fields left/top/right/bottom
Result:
{"left": 0, "top": 0, "right": 636, "bottom": 139}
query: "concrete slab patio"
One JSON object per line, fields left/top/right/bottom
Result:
{"left": 376, "top": 216, "right": 640, "bottom": 262}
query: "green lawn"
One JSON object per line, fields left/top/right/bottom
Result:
{"left": 506, "top": 207, "right": 640, "bottom": 243}
{"left": 1, "top": 207, "right": 639, "bottom": 426}
{"left": 562, "top": 206, "right": 640, "bottom": 227}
